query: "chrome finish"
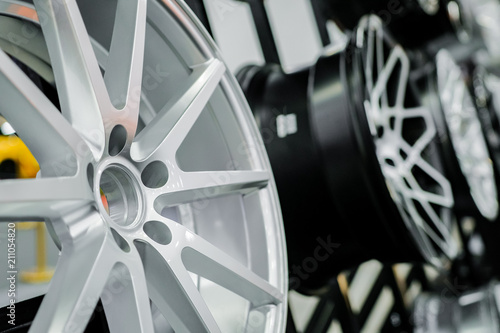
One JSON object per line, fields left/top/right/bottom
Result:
{"left": 0, "top": 0, "right": 288, "bottom": 332}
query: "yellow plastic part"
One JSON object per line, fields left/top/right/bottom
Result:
{"left": 15, "top": 222, "right": 38, "bottom": 230}
{"left": 0, "top": 134, "right": 53, "bottom": 283}
{"left": 20, "top": 222, "right": 54, "bottom": 284}
{"left": 0, "top": 135, "right": 39, "bottom": 178}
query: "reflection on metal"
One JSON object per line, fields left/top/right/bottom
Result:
{"left": 0, "top": 0, "right": 287, "bottom": 331}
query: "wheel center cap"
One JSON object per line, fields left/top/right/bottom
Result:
{"left": 97, "top": 164, "right": 143, "bottom": 227}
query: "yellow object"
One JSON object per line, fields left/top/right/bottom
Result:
{"left": 0, "top": 134, "right": 53, "bottom": 283}
{"left": 0, "top": 135, "right": 39, "bottom": 178}
{"left": 20, "top": 222, "right": 54, "bottom": 284}
{"left": 15, "top": 222, "right": 38, "bottom": 230}
{"left": 337, "top": 273, "right": 354, "bottom": 313}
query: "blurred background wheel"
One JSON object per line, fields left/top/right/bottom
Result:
{"left": 434, "top": 49, "right": 499, "bottom": 221}
{"left": 340, "top": 15, "right": 460, "bottom": 268}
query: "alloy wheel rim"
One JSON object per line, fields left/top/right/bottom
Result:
{"left": 0, "top": 0, "right": 287, "bottom": 332}
{"left": 356, "top": 15, "right": 459, "bottom": 267}
{"left": 436, "top": 49, "right": 499, "bottom": 221}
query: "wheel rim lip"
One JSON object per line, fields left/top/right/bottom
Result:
{"left": 351, "top": 15, "right": 460, "bottom": 267}
{"left": 178, "top": 3, "right": 289, "bottom": 307}
{"left": 321, "top": 50, "right": 428, "bottom": 263}
{"left": 0, "top": 1, "right": 288, "bottom": 331}
{"left": 436, "top": 49, "right": 499, "bottom": 221}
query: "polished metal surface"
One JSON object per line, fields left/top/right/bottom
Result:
{"left": 0, "top": 0, "right": 288, "bottom": 331}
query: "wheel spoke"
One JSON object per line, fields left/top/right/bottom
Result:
{"left": 0, "top": 50, "right": 91, "bottom": 174}
{"left": 375, "top": 23, "right": 389, "bottom": 108}
{"left": 363, "top": 22, "right": 375, "bottom": 93}
{"left": 0, "top": 0, "right": 286, "bottom": 331}
{"left": 131, "top": 59, "right": 226, "bottom": 161}
{"left": 402, "top": 172, "right": 451, "bottom": 233}
{"left": 141, "top": 215, "right": 283, "bottom": 307}
{"left": 420, "top": 199, "right": 453, "bottom": 238}
{"left": 414, "top": 159, "right": 453, "bottom": 206}
{"left": 136, "top": 241, "right": 221, "bottom": 333}
{"left": 399, "top": 182, "right": 453, "bottom": 209}
{"left": 400, "top": 121, "right": 435, "bottom": 169}
{"left": 155, "top": 170, "right": 269, "bottom": 206}
{"left": 33, "top": 0, "right": 108, "bottom": 158}
{"left": 30, "top": 220, "right": 113, "bottom": 333}
{"left": 420, "top": 220, "right": 454, "bottom": 258}
{"left": 0, "top": 177, "right": 92, "bottom": 220}
{"left": 101, "top": 251, "right": 155, "bottom": 333}
{"left": 371, "top": 46, "right": 409, "bottom": 110}
{"left": 104, "top": 0, "right": 147, "bottom": 141}
{"left": 182, "top": 235, "right": 284, "bottom": 307}
{"left": 409, "top": 212, "right": 452, "bottom": 263}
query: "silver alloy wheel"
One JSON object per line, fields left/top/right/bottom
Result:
{"left": 436, "top": 49, "right": 499, "bottom": 221}
{"left": 358, "top": 15, "right": 459, "bottom": 267}
{"left": 0, "top": 0, "right": 288, "bottom": 332}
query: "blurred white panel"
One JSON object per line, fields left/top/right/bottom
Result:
{"left": 204, "top": 0, "right": 265, "bottom": 73}
{"left": 394, "top": 263, "right": 412, "bottom": 281}
{"left": 289, "top": 290, "right": 320, "bottom": 332}
{"left": 327, "top": 320, "right": 343, "bottom": 333}
{"left": 424, "top": 264, "right": 440, "bottom": 281}
{"left": 404, "top": 281, "right": 422, "bottom": 307}
{"left": 360, "top": 287, "right": 394, "bottom": 333}
{"left": 265, "top": 0, "right": 322, "bottom": 72}
{"left": 348, "top": 260, "right": 383, "bottom": 313}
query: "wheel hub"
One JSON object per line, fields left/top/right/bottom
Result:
{"left": 96, "top": 162, "right": 144, "bottom": 228}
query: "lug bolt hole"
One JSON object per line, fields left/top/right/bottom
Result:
{"left": 144, "top": 221, "right": 172, "bottom": 245}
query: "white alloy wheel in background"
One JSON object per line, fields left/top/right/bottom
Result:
{"left": 357, "top": 15, "right": 460, "bottom": 268}
{"left": 436, "top": 49, "right": 499, "bottom": 221}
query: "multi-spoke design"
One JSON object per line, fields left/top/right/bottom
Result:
{"left": 436, "top": 49, "right": 499, "bottom": 221}
{"left": 357, "top": 15, "right": 459, "bottom": 267}
{"left": 0, "top": 0, "right": 287, "bottom": 332}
